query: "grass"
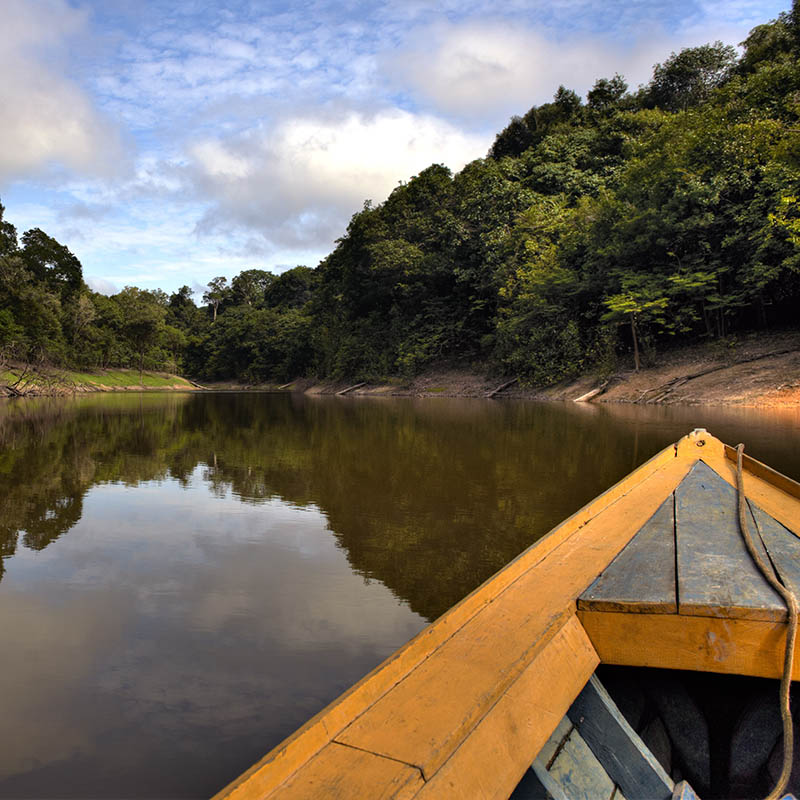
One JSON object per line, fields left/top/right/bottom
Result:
{"left": 69, "top": 369, "right": 191, "bottom": 388}
{"left": 2, "top": 366, "right": 193, "bottom": 391}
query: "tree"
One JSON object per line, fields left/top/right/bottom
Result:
{"left": 587, "top": 74, "right": 628, "bottom": 111}
{"left": 264, "top": 266, "right": 317, "bottom": 310}
{"left": 115, "top": 287, "right": 167, "bottom": 383}
{"left": 203, "top": 276, "right": 229, "bottom": 322}
{"left": 647, "top": 42, "right": 737, "bottom": 111}
{"left": 20, "top": 228, "right": 84, "bottom": 299}
{"left": 231, "top": 269, "right": 274, "bottom": 307}
{"left": 739, "top": 13, "right": 798, "bottom": 73}
{"left": 0, "top": 201, "right": 18, "bottom": 255}
{"left": 602, "top": 276, "right": 669, "bottom": 372}
{"left": 553, "top": 86, "right": 583, "bottom": 117}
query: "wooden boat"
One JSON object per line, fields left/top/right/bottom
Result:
{"left": 213, "top": 429, "right": 800, "bottom": 800}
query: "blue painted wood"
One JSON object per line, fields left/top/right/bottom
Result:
{"left": 749, "top": 501, "right": 800, "bottom": 600}
{"left": 578, "top": 496, "right": 676, "bottom": 613}
{"left": 671, "top": 780, "right": 700, "bottom": 800}
{"left": 510, "top": 765, "right": 568, "bottom": 800}
{"left": 546, "top": 725, "right": 616, "bottom": 800}
{"left": 568, "top": 675, "right": 673, "bottom": 800}
{"left": 675, "top": 461, "right": 784, "bottom": 621}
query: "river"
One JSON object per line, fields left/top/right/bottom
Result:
{"left": 0, "top": 392, "right": 798, "bottom": 798}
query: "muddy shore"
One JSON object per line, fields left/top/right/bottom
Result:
{"left": 4, "top": 332, "right": 800, "bottom": 407}
{"left": 211, "top": 332, "right": 800, "bottom": 408}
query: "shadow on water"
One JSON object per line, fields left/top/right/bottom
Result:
{"left": 0, "top": 392, "right": 798, "bottom": 797}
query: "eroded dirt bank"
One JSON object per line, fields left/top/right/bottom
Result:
{"left": 8, "top": 333, "right": 799, "bottom": 406}
{"left": 260, "top": 332, "right": 800, "bottom": 407}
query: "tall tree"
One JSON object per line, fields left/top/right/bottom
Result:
{"left": 203, "top": 276, "right": 229, "bottom": 322}
{"left": 647, "top": 42, "right": 737, "bottom": 111}
{"left": 231, "top": 269, "right": 274, "bottom": 307}
{"left": 115, "top": 287, "right": 167, "bottom": 383}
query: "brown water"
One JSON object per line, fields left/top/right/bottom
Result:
{"left": 0, "top": 392, "right": 798, "bottom": 798}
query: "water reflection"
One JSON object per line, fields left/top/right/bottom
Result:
{"left": 2, "top": 393, "right": 800, "bottom": 615}
{"left": 0, "top": 393, "right": 798, "bottom": 797}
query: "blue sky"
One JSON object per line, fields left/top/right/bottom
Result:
{"left": 0, "top": 0, "right": 790, "bottom": 296}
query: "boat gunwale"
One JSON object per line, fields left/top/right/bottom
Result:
{"left": 213, "top": 435, "right": 684, "bottom": 799}
{"left": 215, "top": 431, "right": 800, "bottom": 799}
{"left": 724, "top": 443, "right": 800, "bottom": 501}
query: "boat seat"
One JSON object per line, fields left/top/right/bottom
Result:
{"left": 510, "top": 673, "right": 675, "bottom": 800}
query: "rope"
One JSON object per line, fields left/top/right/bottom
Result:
{"left": 736, "top": 443, "right": 798, "bottom": 800}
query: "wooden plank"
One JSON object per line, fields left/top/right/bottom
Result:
{"left": 578, "top": 610, "right": 800, "bottom": 680}
{"left": 546, "top": 725, "right": 616, "bottom": 800}
{"left": 671, "top": 780, "right": 700, "bottom": 800}
{"left": 749, "top": 501, "right": 800, "bottom": 599}
{"left": 214, "top": 440, "right": 697, "bottom": 800}
{"left": 412, "top": 616, "right": 598, "bottom": 800}
{"left": 675, "top": 461, "right": 785, "bottom": 622}
{"left": 268, "top": 742, "right": 423, "bottom": 799}
{"left": 336, "top": 382, "right": 366, "bottom": 395}
{"left": 335, "top": 461, "right": 689, "bottom": 780}
{"left": 568, "top": 675, "right": 673, "bottom": 800}
{"left": 214, "top": 443, "right": 685, "bottom": 800}
{"left": 213, "top": 429, "right": 799, "bottom": 800}
{"left": 578, "top": 497, "right": 676, "bottom": 614}
{"left": 693, "top": 442, "right": 800, "bottom": 539}
{"left": 511, "top": 765, "right": 570, "bottom": 799}
{"left": 537, "top": 717, "right": 574, "bottom": 770}
{"left": 724, "top": 444, "right": 800, "bottom": 502}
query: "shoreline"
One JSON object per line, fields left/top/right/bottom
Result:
{"left": 4, "top": 332, "right": 800, "bottom": 408}
{"left": 209, "top": 332, "right": 800, "bottom": 408}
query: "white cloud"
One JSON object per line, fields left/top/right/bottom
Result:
{"left": 382, "top": 11, "right": 782, "bottom": 121}
{"left": 188, "top": 109, "right": 488, "bottom": 251}
{"left": 0, "top": 0, "right": 127, "bottom": 184}
{"left": 85, "top": 277, "right": 120, "bottom": 295}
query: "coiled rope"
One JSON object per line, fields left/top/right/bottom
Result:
{"left": 736, "top": 443, "right": 798, "bottom": 800}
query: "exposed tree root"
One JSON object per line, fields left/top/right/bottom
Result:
{"left": 486, "top": 377, "right": 518, "bottom": 398}
{"left": 636, "top": 348, "right": 798, "bottom": 404}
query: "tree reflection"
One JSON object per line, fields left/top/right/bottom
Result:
{"left": 2, "top": 393, "right": 795, "bottom": 619}
{"left": 0, "top": 395, "right": 624, "bottom": 615}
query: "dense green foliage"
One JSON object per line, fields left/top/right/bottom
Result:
{"left": 3, "top": 5, "right": 800, "bottom": 384}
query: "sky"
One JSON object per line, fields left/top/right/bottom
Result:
{"left": 0, "top": 0, "right": 790, "bottom": 297}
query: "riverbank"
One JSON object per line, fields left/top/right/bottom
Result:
{"left": 211, "top": 331, "right": 800, "bottom": 407}
{"left": 4, "top": 332, "right": 799, "bottom": 406}
{"left": 0, "top": 366, "right": 197, "bottom": 397}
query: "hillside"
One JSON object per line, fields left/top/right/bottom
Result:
{"left": 2, "top": 5, "right": 800, "bottom": 390}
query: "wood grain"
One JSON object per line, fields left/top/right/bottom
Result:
{"left": 412, "top": 616, "right": 598, "bottom": 800}
{"left": 568, "top": 675, "right": 673, "bottom": 800}
{"left": 269, "top": 742, "right": 423, "bottom": 800}
{"left": 216, "top": 432, "right": 761, "bottom": 800}
{"left": 750, "top": 501, "right": 800, "bottom": 600}
{"left": 578, "top": 496, "right": 676, "bottom": 614}
{"left": 578, "top": 610, "right": 800, "bottom": 680}
{"left": 335, "top": 460, "right": 689, "bottom": 779}
{"left": 213, "top": 442, "right": 683, "bottom": 800}
{"left": 675, "top": 461, "right": 784, "bottom": 622}
{"left": 697, "top": 445, "right": 800, "bottom": 539}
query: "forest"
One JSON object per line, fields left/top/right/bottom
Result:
{"left": 2, "top": 5, "right": 800, "bottom": 386}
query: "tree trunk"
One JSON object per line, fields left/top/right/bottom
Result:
{"left": 756, "top": 294, "right": 767, "bottom": 329}
{"left": 701, "top": 302, "right": 713, "bottom": 338}
{"left": 139, "top": 353, "right": 144, "bottom": 386}
{"left": 631, "top": 313, "right": 641, "bottom": 372}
